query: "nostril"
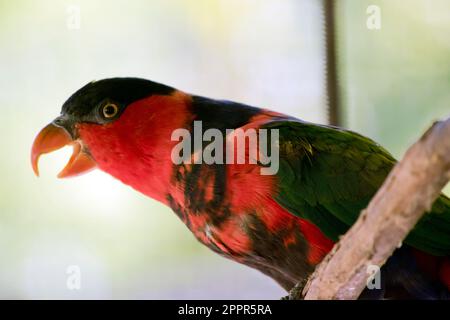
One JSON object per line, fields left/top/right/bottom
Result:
{"left": 51, "top": 116, "right": 77, "bottom": 140}
{"left": 53, "top": 118, "right": 64, "bottom": 126}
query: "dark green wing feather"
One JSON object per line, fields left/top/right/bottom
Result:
{"left": 263, "top": 119, "right": 450, "bottom": 256}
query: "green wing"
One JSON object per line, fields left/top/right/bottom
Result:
{"left": 263, "top": 119, "right": 450, "bottom": 256}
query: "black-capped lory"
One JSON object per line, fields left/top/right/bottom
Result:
{"left": 31, "top": 78, "right": 450, "bottom": 299}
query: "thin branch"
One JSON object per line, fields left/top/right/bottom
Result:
{"left": 323, "top": 0, "right": 341, "bottom": 127}
{"left": 297, "top": 116, "right": 450, "bottom": 300}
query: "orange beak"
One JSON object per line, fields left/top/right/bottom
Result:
{"left": 31, "top": 123, "right": 97, "bottom": 178}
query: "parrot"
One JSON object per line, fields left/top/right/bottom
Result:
{"left": 31, "top": 77, "right": 450, "bottom": 299}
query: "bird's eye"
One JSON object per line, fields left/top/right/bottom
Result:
{"left": 102, "top": 103, "right": 119, "bottom": 119}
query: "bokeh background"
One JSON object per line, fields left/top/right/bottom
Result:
{"left": 0, "top": 0, "right": 449, "bottom": 299}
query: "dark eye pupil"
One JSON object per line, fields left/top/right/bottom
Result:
{"left": 105, "top": 106, "right": 115, "bottom": 115}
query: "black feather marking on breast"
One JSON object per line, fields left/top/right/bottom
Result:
{"left": 241, "top": 213, "right": 313, "bottom": 290}
{"left": 169, "top": 96, "right": 264, "bottom": 227}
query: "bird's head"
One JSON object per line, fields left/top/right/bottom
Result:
{"left": 31, "top": 77, "right": 192, "bottom": 199}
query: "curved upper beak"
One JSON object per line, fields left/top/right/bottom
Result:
{"left": 31, "top": 122, "right": 97, "bottom": 178}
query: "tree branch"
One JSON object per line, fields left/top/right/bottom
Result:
{"left": 295, "top": 116, "right": 450, "bottom": 300}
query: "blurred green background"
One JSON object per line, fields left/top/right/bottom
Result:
{"left": 0, "top": 0, "right": 448, "bottom": 299}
